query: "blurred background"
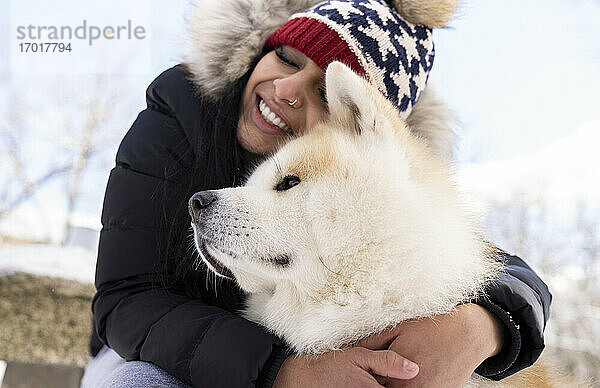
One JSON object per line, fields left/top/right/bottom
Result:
{"left": 0, "top": 0, "right": 598, "bottom": 386}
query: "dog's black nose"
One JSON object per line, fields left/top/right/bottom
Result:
{"left": 189, "top": 191, "right": 217, "bottom": 222}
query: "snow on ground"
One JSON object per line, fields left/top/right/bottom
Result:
{"left": 0, "top": 244, "right": 96, "bottom": 284}
{"left": 0, "top": 206, "right": 101, "bottom": 245}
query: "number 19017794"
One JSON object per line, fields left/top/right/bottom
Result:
{"left": 19, "top": 42, "right": 72, "bottom": 53}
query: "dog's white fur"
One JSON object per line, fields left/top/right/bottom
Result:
{"left": 191, "top": 62, "right": 500, "bottom": 355}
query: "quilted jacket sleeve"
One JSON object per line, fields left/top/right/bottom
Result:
{"left": 474, "top": 250, "right": 552, "bottom": 379}
{"left": 92, "top": 65, "right": 288, "bottom": 387}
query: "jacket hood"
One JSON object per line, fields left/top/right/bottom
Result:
{"left": 183, "top": 0, "right": 459, "bottom": 160}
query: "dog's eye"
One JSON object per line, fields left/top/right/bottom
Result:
{"left": 275, "top": 175, "right": 301, "bottom": 191}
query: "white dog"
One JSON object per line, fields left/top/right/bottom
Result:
{"left": 189, "top": 63, "right": 563, "bottom": 386}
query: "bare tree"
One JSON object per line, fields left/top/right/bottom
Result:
{"left": 0, "top": 89, "right": 71, "bottom": 224}
{"left": 55, "top": 73, "right": 125, "bottom": 245}
{"left": 484, "top": 196, "right": 600, "bottom": 383}
{"left": 1, "top": 67, "right": 134, "bottom": 245}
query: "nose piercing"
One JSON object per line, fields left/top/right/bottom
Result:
{"left": 287, "top": 98, "right": 298, "bottom": 106}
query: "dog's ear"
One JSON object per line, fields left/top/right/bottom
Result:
{"left": 325, "top": 61, "right": 386, "bottom": 136}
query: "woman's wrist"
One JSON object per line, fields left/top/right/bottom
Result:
{"left": 462, "top": 303, "right": 505, "bottom": 358}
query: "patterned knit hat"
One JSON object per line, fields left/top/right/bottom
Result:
{"left": 264, "top": 0, "right": 435, "bottom": 118}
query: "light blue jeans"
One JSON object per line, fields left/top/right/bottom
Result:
{"left": 80, "top": 346, "right": 191, "bottom": 388}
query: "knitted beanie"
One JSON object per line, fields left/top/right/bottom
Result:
{"left": 264, "top": 0, "right": 435, "bottom": 118}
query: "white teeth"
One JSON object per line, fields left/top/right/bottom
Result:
{"left": 258, "top": 98, "right": 292, "bottom": 135}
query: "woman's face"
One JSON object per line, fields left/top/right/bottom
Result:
{"left": 237, "top": 46, "right": 329, "bottom": 155}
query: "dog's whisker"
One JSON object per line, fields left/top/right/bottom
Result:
{"left": 194, "top": 251, "right": 203, "bottom": 271}
{"left": 213, "top": 268, "right": 218, "bottom": 297}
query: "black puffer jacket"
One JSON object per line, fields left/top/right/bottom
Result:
{"left": 90, "top": 65, "right": 551, "bottom": 387}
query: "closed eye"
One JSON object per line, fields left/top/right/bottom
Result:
{"left": 275, "top": 175, "right": 301, "bottom": 191}
{"left": 275, "top": 46, "right": 299, "bottom": 69}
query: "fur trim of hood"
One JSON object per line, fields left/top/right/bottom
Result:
{"left": 183, "top": 0, "right": 458, "bottom": 159}
{"left": 405, "top": 85, "right": 456, "bottom": 160}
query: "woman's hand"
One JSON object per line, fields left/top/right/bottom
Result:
{"left": 357, "top": 303, "right": 504, "bottom": 388}
{"left": 273, "top": 346, "right": 419, "bottom": 388}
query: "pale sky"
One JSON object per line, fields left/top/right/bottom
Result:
{"left": 430, "top": 0, "right": 600, "bottom": 162}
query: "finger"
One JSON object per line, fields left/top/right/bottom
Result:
{"left": 354, "top": 348, "right": 419, "bottom": 380}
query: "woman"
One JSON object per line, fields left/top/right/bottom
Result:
{"left": 82, "top": 0, "right": 551, "bottom": 387}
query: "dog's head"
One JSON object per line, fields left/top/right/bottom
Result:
{"left": 189, "top": 62, "right": 458, "bottom": 296}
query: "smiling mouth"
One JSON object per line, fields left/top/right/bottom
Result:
{"left": 198, "top": 240, "right": 234, "bottom": 279}
{"left": 257, "top": 97, "right": 293, "bottom": 136}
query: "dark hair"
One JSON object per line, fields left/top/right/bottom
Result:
{"left": 156, "top": 54, "right": 266, "bottom": 305}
